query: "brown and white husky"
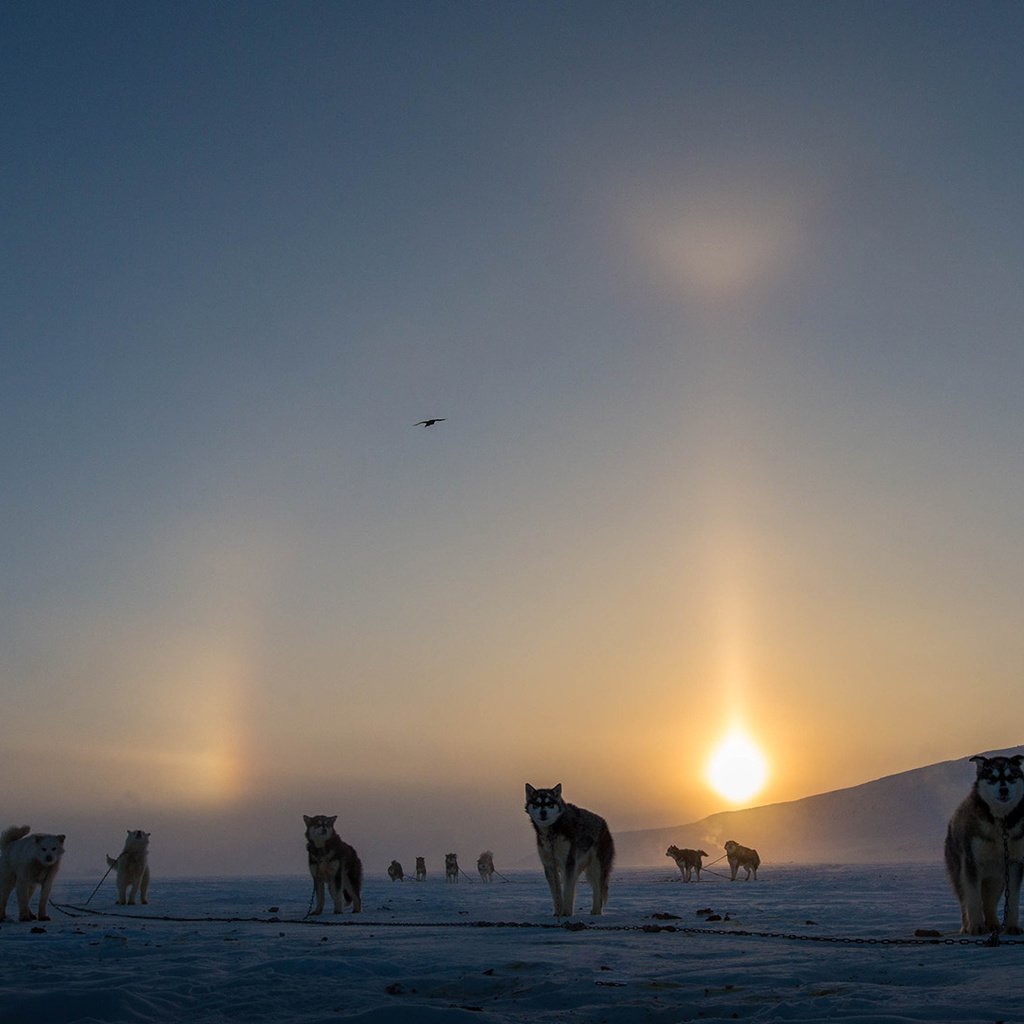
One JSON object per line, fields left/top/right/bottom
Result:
{"left": 303, "top": 815, "right": 363, "bottom": 914}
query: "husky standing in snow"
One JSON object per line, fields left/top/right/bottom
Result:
{"left": 666, "top": 845, "right": 708, "bottom": 882}
{"left": 444, "top": 852, "right": 459, "bottom": 882}
{"left": 415, "top": 856, "right": 426, "bottom": 881}
{"left": 303, "top": 815, "right": 363, "bottom": 914}
{"left": 945, "top": 753, "right": 1024, "bottom": 935}
{"left": 724, "top": 840, "right": 761, "bottom": 880}
{"left": 106, "top": 829, "right": 150, "bottom": 905}
{"left": 477, "top": 850, "right": 495, "bottom": 882}
{"left": 0, "top": 825, "right": 65, "bottom": 922}
{"left": 524, "top": 783, "right": 614, "bottom": 916}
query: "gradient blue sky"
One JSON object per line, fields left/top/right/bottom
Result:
{"left": 3, "top": 1, "right": 1023, "bottom": 875}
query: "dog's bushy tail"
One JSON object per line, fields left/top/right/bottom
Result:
{"left": 106, "top": 854, "right": 119, "bottom": 868}
{"left": 0, "top": 825, "right": 31, "bottom": 850}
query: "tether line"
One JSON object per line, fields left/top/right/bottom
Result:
{"left": 46, "top": 903, "right": 1022, "bottom": 946}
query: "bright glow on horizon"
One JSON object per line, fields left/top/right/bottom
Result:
{"left": 706, "top": 726, "right": 769, "bottom": 804}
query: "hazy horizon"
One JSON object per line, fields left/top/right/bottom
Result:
{"left": 4, "top": 2, "right": 1023, "bottom": 878}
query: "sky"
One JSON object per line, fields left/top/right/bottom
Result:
{"left": 3, "top": 1, "right": 1023, "bottom": 875}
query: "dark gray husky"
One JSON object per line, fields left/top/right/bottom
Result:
{"left": 524, "top": 783, "right": 614, "bottom": 916}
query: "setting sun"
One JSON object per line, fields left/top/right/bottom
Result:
{"left": 706, "top": 727, "right": 769, "bottom": 804}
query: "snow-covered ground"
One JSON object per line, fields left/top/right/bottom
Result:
{"left": 1, "top": 864, "right": 1019, "bottom": 1023}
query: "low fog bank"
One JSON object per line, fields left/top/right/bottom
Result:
{"left": 13, "top": 746, "right": 1021, "bottom": 880}
{"left": 614, "top": 745, "right": 1024, "bottom": 867}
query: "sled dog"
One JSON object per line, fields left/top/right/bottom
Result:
{"left": 303, "top": 815, "right": 363, "bottom": 914}
{"left": 524, "top": 783, "right": 614, "bottom": 916}
{"left": 445, "top": 852, "right": 459, "bottom": 882}
{"left": 666, "top": 845, "right": 707, "bottom": 881}
{"left": 0, "top": 825, "right": 66, "bottom": 922}
{"left": 724, "top": 840, "right": 760, "bottom": 880}
{"left": 477, "top": 850, "right": 495, "bottom": 882}
{"left": 106, "top": 829, "right": 150, "bottom": 905}
{"left": 945, "top": 753, "right": 1024, "bottom": 935}
{"left": 415, "top": 856, "right": 426, "bottom": 881}
{"left": 387, "top": 859, "right": 404, "bottom": 881}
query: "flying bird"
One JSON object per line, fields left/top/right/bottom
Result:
{"left": 414, "top": 418, "right": 446, "bottom": 427}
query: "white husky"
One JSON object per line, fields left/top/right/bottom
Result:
{"left": 106, "top": 830, "right": 151, "bottom": 905}
{"left": 0, "top": 825, "right": 66, "bottom": 922}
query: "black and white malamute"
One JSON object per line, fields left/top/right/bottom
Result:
{"left": 945, "top": 753, "right": 1024, "bottom": 935}
{"left": 303, "top": 815, "right": 363, "bottom": 914}
{"left": 524, "top": 783, "right": 614, "bottom": 916}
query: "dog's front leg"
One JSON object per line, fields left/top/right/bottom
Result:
{"left": 979, "top": 876, "right": 1003, "bottom": 933}
{"left": 329, "top": 876, "right": 344, "bottom": 914}
{"left": 962, "top": 882, "right": 987, "bottom": 934}
{"left": 16, "top": 879, "right": 36, "bottom": 921}
{"left": 542, "top": 862, "right": 561, "bottom": 916}
{"left": 310, "top": 877, "right": 326, "bottom": 915}
{"left": 559, "top": 853, "right": 578, "bottom": 917}
{"left": 37, "top": 873, "right": 56, "bottom": 921}
{"left": 1003, "top": 861, "right": 1023, "bottom": 934}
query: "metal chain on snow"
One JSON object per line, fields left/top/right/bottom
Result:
{"left": 43, "top": 900, "right": 1024, "bottom": 946}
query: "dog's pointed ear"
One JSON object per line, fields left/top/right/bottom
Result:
{"left": 525, "top": 783, "right": 535, "bottom": 800}
{"left": 970, "top": 755, "right": 990, "bottom": 773}
{"left": 552, "top": 783, "right": 562, "bottom": 798}
{"left": 303, "top": 815, "right": 313, "bottom": 826}
{"left": 1011, "top": 755, "right": 1024, "bottom": 767}
{"left": 58, "top": 835, "right": 65, "bottom": 844}
{"left": 327, "top": 815, "right": 337, "bottom": 827}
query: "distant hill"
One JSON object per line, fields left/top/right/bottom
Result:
{"left": 613, "top": 746, "right": 1024, "bottom": 867}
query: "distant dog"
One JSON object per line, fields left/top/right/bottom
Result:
{"left": 106, "top": 829, "right": 150, "bottom": 905}
{"left": 387, "top": 859, "right": 404, "bottom": 882}
{"left": 415, "top": 856, "right": 426, "bottom": 881}
{"left": 666, "top": 845, "right": 707, "bottom": 882}
{"left": 477, "top": 850, "right": 495, "bottom": 882}
{"left": 303, "top": 815, "right": 363, "bottom": 914}
{"left": 945, "top": 753, "right": 1024, "bottom": 935}
{"left": 525, "top": 783, "right": 614, "bottom": 916}
{"left": 724, "top": 840, "right": 760, "bottom": 880}
{"left": 0, "top": 825, "right": 66, "bottom": 922}
{"left": 445, "top": 852, "right": 459, "bottom": 882}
